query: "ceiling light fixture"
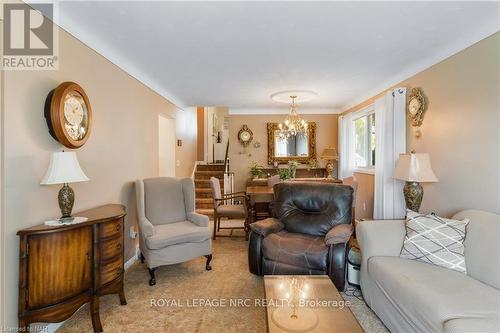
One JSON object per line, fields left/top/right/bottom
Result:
{"left": 277, "top": 95, "right": 308, "bottom": 140}
{"left": 271, "top": 90, "right": 317, "bottom": 141}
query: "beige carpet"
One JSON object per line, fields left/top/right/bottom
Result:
{"left": 58, "top": 228, "right": 387, "bottom": 333}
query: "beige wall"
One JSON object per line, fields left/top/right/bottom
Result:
{"left": 197, "top": 106, "right": 205, "bottom": 160}
{"left": 1, "top": 25, "right": 196, "bottom": 327}
{"left": 175, "top": 107, "right": 198, "bottom": 177}
{"left": 344, "top": 33, "right": 500, "bottom": 217}
{"left": 353, "top": 172, "right": 374, "bottom": 219}
{"left": 229, "top": 114, "right": 339, "bottom": 192}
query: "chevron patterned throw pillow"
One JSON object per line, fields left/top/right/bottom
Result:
{"left": 400, "top": 209, "right": 469, "bottom": 273}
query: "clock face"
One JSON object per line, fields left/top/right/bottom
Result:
{"left": 63, "top": 91, "right": 88, "bottom": 141}
{"left": 408, "top": 97, "right": 421, "bottom": 116}
{"left": 240, "top": 131, "right": 251, "bottom": 142}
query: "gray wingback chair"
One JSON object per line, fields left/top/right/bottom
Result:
{"left": 135, "top": 177, "right": 212, "bottom": 286}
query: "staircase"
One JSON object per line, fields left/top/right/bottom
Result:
{"left": 194, "top": 163, "right": 225, "bottom": 219}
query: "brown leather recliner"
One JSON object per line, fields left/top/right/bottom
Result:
{"left": 248, "top": 182, "right": 353, "bottom": 290}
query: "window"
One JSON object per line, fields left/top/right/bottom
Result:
{"left": 353, "top": 112, "right": 376, "bottom": 170}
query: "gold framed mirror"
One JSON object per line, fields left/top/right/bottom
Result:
{"left": 267, "top": 122, "right": 317, "bottom": 164}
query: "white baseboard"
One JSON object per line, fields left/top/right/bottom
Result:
{"left": 125, "top": 245, "right": 140, "bottom": 270}
{"left": 43, "top": 245, "right": 140, "bottom": 332}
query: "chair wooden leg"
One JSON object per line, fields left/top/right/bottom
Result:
{"left": 213, "top": 210, "right": 217, "bottom": 240}
{"left": 205, "top": 254, "right": 213, "bottom": 271}
{"left": 148, "top": 267, "right": 157, "bottom": 286}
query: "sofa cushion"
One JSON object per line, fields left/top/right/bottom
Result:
{"left": 368, "top": 256, "right": 500, "bottom": 333}
{"left": 400, "top": 210, "right": 469, "bottom": 273}
{"left": 216, "top": 204, "right": 246, "bottom": 218}
{"left": 262, "top": 231, "right": 328, "bottom": 271}
{"left": 146, "top": 220, "right": 211, "bottom": 250}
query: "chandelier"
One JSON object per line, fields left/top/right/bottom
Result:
{"left": 277, "top": 95, "right": 308, "bottom": 140}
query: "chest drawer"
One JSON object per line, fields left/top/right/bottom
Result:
{"left": 100, "top": 256, "right": 124, "bottom": 286}
{"left": 100, "top": 218, "right": 123, "bottom": 239}
{"left": 100, "top": 236, "right": 123, "bottom": 262}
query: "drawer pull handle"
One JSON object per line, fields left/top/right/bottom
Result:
{"left": 115, "top": 224, "right": 121, "bottom": 232}
{"left": 116, "top": 243, "right": 122, "bottom": 250}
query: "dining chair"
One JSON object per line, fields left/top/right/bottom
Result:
{"left": 209, "top": 177, "right": 250, "bottom": 240}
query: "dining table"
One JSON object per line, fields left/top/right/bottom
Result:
{"left": 246, "top": 186, "right": 274, "bottom": 222}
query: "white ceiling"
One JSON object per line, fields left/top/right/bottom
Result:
{"left": 39, "top": 1, "right": 499, "bottom": 111}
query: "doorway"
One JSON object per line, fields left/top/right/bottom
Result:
{"left": 205, "top": 107, "right": 229, "bottom": 164}
{"left": 158, "top": 114, "right": 176, "bottom": 177}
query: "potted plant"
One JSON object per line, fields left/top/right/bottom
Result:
{"left": 249, "top": 161, "right": 263, "bottom": 180}
{"left": 308, "top": 159, "right": 319, "bottom": 170}
{"left": 277, "top": 168, "right": 292, "bottom": 180}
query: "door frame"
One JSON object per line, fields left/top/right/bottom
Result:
{"left": 157, "top": 114, "right": 176, "bottom": 177}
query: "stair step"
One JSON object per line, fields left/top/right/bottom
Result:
{"left": 196, "top": 198, "right": 214, "bottom": 209}
{"left": 196, "top": 164, "right": 225, "bottom": 172}
{"left": 195, "top": 188, "right": 214, "bottom": 199}
{"left": 194, "top": 171, "right": 225, "bottom": 180}
{"left": 196, "top": 208, "right": 213, "bottom": 218}
{"left": 194, "top": 179, "right": 224, "bottom": 188}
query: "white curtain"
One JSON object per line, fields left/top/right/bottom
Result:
{"left": 373, "top": 88, "right": 407, "bottom": 219}
{"left": 338, "top": 113, "right": 355, "bottom": 179}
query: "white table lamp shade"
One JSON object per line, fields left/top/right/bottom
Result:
{"left": 40, "top": 152, "right": 89, "bottom": 185}
{"left": 393, "top": 153, "right": 438, "bottom": 183}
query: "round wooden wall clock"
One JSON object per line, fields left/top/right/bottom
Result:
{"left": 44, "top": 82, "right": 92, "bottom": 148}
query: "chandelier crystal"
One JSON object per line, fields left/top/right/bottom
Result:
{"left": 277, "top": 95, "right": 308, "bottom": 140}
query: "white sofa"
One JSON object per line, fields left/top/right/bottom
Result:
{"left": 357, "top": 210, "right": 500, "bottom": 333}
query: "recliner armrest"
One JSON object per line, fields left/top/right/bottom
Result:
{"left": 187, "top": 212, "right": 209, "bottom": 227}
{"left": 325, "top": 224, "right": 353, "bottom": 245}
{"left": 138, "top": 217, "right": 155, "bottom": 237}
{"left": 249, "top": 218, "right": 284, "bottom": 237}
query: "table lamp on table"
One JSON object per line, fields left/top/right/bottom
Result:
{"left": 320, "top": 147, "right": 338, "bottom": 179}
{"left": 40, "top": 151, "right": 89, "bottom": 222}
